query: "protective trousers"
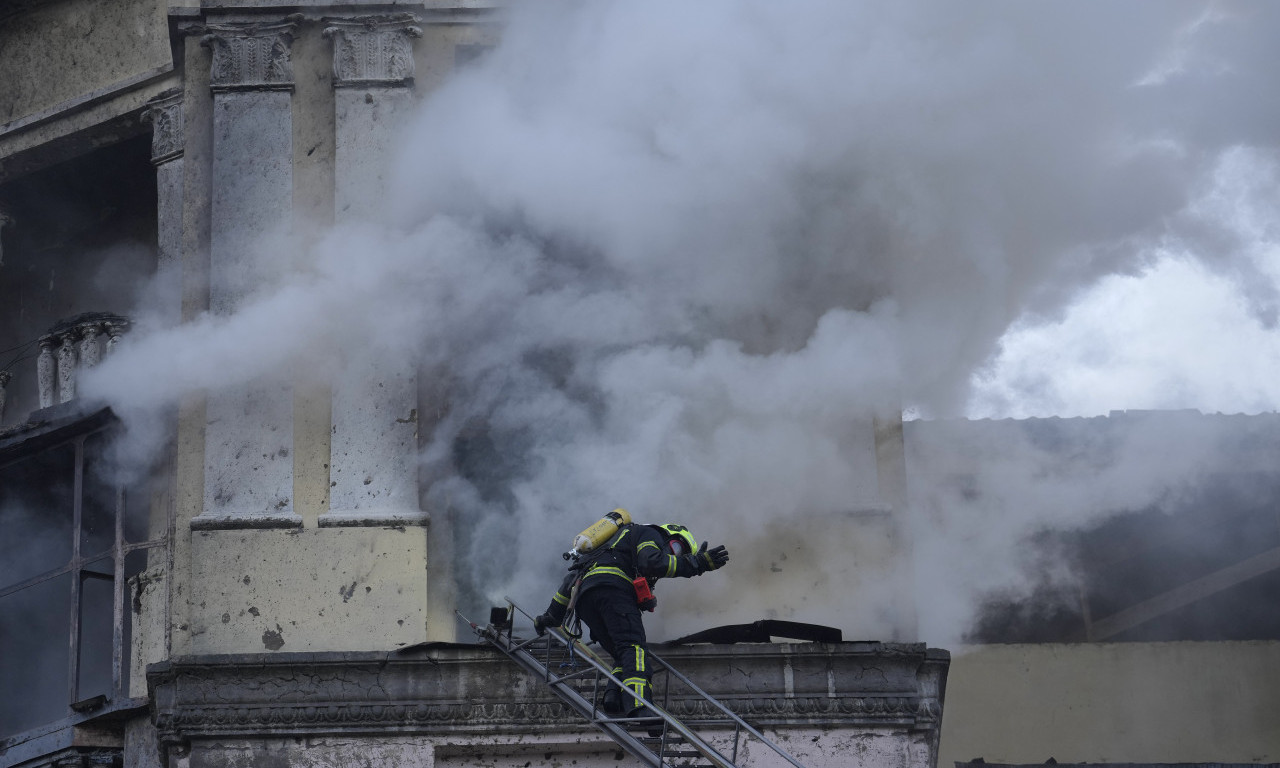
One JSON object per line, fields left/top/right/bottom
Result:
{"left": 574, "top": 583, "right": 650, "bottom": 714}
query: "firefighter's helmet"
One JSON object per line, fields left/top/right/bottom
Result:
{"left": 657, "top": 523, "right": 697, "bottom": 556}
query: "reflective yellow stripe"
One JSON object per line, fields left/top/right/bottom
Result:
{"left": 609, "top": 528, "right": 631, "bottom": 548}
{"left": 633, "top": 644, "right": 646, "bottom": 673}
{"left": 665, "top": 554, "right": 677, "bottom": 578}
{"left": 638, "top": 540, "right": 659, "bottom": 551}
{"left": 552, "top": 592, "right": 569, "bottom": 606}
{"left": 585, "top": 565, "right": 631, "bottom": 583}
{"left": 623, "top": 677, "right": 648, "bottom": 708}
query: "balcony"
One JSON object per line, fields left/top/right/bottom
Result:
{"left": 0, "top": 312, "right": 130, "bottom": 428}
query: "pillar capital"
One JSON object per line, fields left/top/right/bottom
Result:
{"left": 144, "top": 90, "right": 185, "bottom": 165}
{"left": 199, "top": 16, "right": 301, "bottom": 92}
{"left": 323, "top": 14, "right": 422, "bottom": 88}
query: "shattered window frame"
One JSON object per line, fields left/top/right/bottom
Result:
{"left": 0, "top": 409, "right": 170, "bottom": 742}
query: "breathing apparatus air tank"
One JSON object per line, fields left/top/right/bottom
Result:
{"left": 564, "top": 508, "right": 631, "bottom": 560}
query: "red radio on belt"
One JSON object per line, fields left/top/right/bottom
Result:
{"left": 632, "top": 577, "right": 656, "bottom": 612}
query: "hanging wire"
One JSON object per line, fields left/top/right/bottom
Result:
{"left": 0, "top": 340, "right": 33, "bottom": 356}
{"left": 1, "top": 340, "right": 40, "bottom": 376}
{"left": 0, "top": 338, "right": 39, "bottom": 375}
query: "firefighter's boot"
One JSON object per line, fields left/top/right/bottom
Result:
{"left": 625, "top": 705, "right": 664, "bottom": 737}
{"left": 601, "top": 686, "right": 623, "bottom": 715}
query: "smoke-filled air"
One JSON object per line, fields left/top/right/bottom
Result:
{"left": 83, "top": 0, "right": 1280, "bottom": 645}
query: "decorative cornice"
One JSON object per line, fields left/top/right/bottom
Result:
{"left": 153, "top": 694, "right": 939, "bottom": 739}
{"left": 148, "top": 643, "right": 949, "bottom": 749}
{"left": 10, "top": 747, "right": 123, "bottom": 768}
{"left": 143, "top": 91, "right": 184, "bottom": 165}
{"left": 322, "top": 15, "right": 422, "bottom": 88}
{"left": 199, "top": 16, "right": 301, "bottom": 92}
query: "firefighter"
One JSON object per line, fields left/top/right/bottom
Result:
{"left": 534, "top": 520, "right": 730, "bottom": 721}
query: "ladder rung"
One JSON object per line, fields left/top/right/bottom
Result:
{"left": 592, "top": 715, "right": 663, "bottom": 726}
{"left": 547, "top": 671, "right": 596, "bottom": 686}
{"left": 656, "top": 749, "right": 703, "bottom": 758}
{"left": 468, "top": 601, "right": 811, "bottom": 768}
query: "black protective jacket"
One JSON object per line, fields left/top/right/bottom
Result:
{"left": 545, "top": 523, "right": 704, "bottom": 621}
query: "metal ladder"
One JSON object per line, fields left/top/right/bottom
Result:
{"left": 460, "top": 599, "right": 808, "bottom": 768}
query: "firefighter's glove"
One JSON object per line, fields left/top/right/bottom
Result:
{"left": 534, "top": 613, "right": 555, "bottom": 636}
{"left": 695, "top": 541, "right": 729, "bottom": 573}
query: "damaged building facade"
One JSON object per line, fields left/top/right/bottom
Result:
{"left": 7, "top": 3, "right": 1277, "bottom": 768}
{"left": 0, "top": 2, "right": 943, "bottom": 767}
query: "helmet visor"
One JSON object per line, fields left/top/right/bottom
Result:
{"left": 661, "top": 524, "right": 697, "bottom": 556}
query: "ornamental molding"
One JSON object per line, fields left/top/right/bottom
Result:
{"left": 322, "top": 14, "right": 422, "bottom": 88}
{"left": 197, "top": 16, "right": 301, "bottom": 92}
{"left": 148, "top": 645, "right": 948, "bottom": 750}
{"left": 10, "top": 747, "right": 123, "bottom": 768}
{"left": 143, "top": 91, "right": 184, "bottom": 164}
{"left": 153, "top": 695, "right": 939, "bottom": 740}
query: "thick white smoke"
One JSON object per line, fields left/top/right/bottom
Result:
{"left": 83, "top": 0, "right": 1280, "bottom": 645}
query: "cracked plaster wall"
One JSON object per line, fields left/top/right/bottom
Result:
{"left": 166, "top": 12, "right": 448, "bottom": 658}
{"left": 186, "top": 528, "right": 428, "bottom": 655}
{"left": 184, "top": 729, "right": 932, "bottom": 768}
{"left": 166, "top": 9, "right": 504, "bottom": 664}
{"left": 130, "top": 565, "right": 168, "bottom": 698}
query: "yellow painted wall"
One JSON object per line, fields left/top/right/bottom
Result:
{"left": 188, "top": 528, "right": 428, "bottom": 655}
{"left": 940, "top": 641, "right": 1280, "bottom": 766}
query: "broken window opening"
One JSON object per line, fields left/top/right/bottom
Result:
{"left": 0, "top": 414, "right": 168, "bottom": 741}
{"left": 969, "top": 471, "right": 1280, "bottom": 644}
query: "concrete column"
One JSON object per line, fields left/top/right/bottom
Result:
{"left": 321, "top": 15, "right": 426, "bottom": 527}
{"left": 104, "top": 318, "right": 128, "bottom": 356}
{"left": 144, "top": 88, "right": 185, "bottom": 319}
{"left": 874, "top": 410, "right": 919, "bottom": 642}
{"left": 142, "top": 86, "right": 186, "bottom": 675}
{"left": 324, "top": 15, "right": 421, "bottom": 219}
{"left": 37, "top": 336, "right": 55, "bottom": 408}
{"left": 56, "top": 330, "right": 77, "bottom": 403}
{"left": 78, "top": 325, "right": 102, "bottom": 369}
{"left": 193, "top": 16, "right": 301, "bottom": 530}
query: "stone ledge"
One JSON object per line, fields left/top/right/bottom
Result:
{"left": 189, "top": 514, "right": 304, "bottom": 530}
{"left": 317, "top": 510, "right": 430, "bottom": 527}
{"left": 148, "top": 641, "right": 949, "bottom": 749}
